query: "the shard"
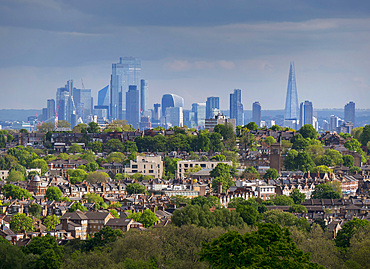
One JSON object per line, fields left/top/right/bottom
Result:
{"left": 284, "top": 62, "right": 299, "bottom": 121}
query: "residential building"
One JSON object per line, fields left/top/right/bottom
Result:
{"left": 230, "top": 89, "right": 244, "bottom": 126}
{"left": 205, "top": 113, "right": 236, "bottom": 131}
{"left": 176, "top": 160, "right": 233, "bottom": 179}
{"left": 124, "top": 156, "right": 163, "bottom": 178}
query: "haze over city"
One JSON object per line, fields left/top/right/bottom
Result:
{"left": 1, "top": 0, "right": 370, "bottom": 110}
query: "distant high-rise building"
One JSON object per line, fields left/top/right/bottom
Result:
{"left": 46, "top": 99, "right": 55, "bottom": 121}
{"left": 284, "top": 62, "right": 299, "bottom": 124}
{"left": 98, "top": 85, "right": 110, "bottom": 106}
{"left": 73, "top": 89, "right": 92, "bottom": 123}
{"left": 56, "top": 84, "right": 70, "bottom": 121}
{"left": 139, "top": 116, "right": 151, "bottom": 130}
{"left": 110, "top": 57, "right": 141, "bottom": 120}
{"left": 330, "top": 115, "right": 340, "bottom": 132}
{"left": 41, "top": 108, "right": 48, "bottom": 122}
{"left": 126, "top": 85, "right": 140, "bottom": 129}
{"left": 183, "top": 110, "right": 196, "bottom": 129}
{"left": 344, "top": 101, "right": 355, "bottom": 125}
{"left": 140, "top": 79, "right": 148, "bottom": 115}
{"left": 161, "top": 94, "right": 184, "bottom": 125}
{"left": 252, "top": 102, "right": 261, "bottom": 127}
{"left": 192, "top": 103, "right": 206, "bottom": 129}
{"left": 230, "top": 89, "right": 244, "bottom": 126}
{"left": 165, "top": 107, "right": 183, "bottom": 128}
{"left": 299, "top": 100, "right": 313, "bottom": 127}
{"left": 151, "top": 103, "right": 161, "bottom": 128}
{"left": 206, "top": 97, "right": 220, "bottom": 119}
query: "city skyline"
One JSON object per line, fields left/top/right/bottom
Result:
{"left": 1, "top": 1, "right": 370, "bottom": 110}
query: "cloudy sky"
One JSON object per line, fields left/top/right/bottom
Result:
{"left": 1, "top": 0, "right": 370, "bottom": 110}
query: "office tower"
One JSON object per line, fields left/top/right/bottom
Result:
{"left": 126, "top": 85, "right": 140, "bottom": 129}
{"left": 161, "top": 94, "right": 184, "bottom": 122}
{"left": 252, "top": 102, "right": 261, "bottom": 127}
{"left": 312, "top": 117, "right": 319, "bottom": 131}
{"left": 56, "top": 86, "right": 69, "bottom": 121}
{"left": 140, "top": 79, "right": 148, "bottom": 115}
{"left": 98, "top": 85, "right": 110, "bottom": 106}
{"left": 206, "top": 97, "right": 220, "bottom": 119}
{"left": 66, "top": 95, "right": 76, "bottom": 126}
{"left": 139, "top": 116, "right": 151, "bottom": 130}
{"left": 110, "top": 57, "right": 141, "bottom": 120}
{"left": 183, "top": 110, "right": 196, "bottom": 129}
{"left": 192, "top": 103, "right": 206, "bottom": 129}
{"left": 299, "top": 100, "right": 313, "bottom": 127}
{"left": 284, "top": 62, "right": 299, "bottom": 126}
{"left": 230, "top": 89, "right": 244, "bottom": 126}
{"left": 151, "top": 103, "right": 161, "bottom": 128}
{"left": 165, "top": 107, "right": 183, "bottom": 128}
{"left": 46, "top": 99, "right": 55, "bottom": 121}
{"left": 330, "top": 115, "right": 339, "bottom": 132}
{"left": 344, "top": 101, "right": 355, "bottom": 125}
{"left": 72, "top": 88, "right": 92, "bottom": 123}
{"left": 41, "top": 108, "right": 48, "bottom": 122}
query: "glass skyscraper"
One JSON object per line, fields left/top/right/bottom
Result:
{"left": 230, "top": 89, "right": 244, "bottom": 126}
{"left": 46, "top": 99, "right": 55, "bottom": 121}
{"left": 206, "top": 96, "right": 220, "bottom": 119}
{"left": 344, "top": 101, "right": 355, "bottom": 125}
{"left": 284, "top": 62, "right": 299, "bottom": 121}
{"left": 98, "top": 85, "right": 110, "bottom": 106}
{"left": 252, "top": 101, "right": 261, "bottom": 127}
{"left": 140, "top": 79, "right": 148, "bottom": 115}
{"left": 126, "top": 85, "right": 140, "bottom": 129}
{"left": 192, "top": 103, "right": 206, "bottom": 129}
{"left": 299, "top": 100, "right": 313, "bottom": 128}
{"left": 110, "top": 57, "right": 141, "bottom": 120}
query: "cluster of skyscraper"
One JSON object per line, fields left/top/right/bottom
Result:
{"left": 283, "top": 62, "right": 355, "bottom": 133}
{"left": 38, "top": 58, "right": 355, "bottom": 132}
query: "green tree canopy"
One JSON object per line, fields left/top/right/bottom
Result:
{"left": 191, "top": 195, "right": 220, "bottom": 208}
{"left": 271, "top": 195, "right": 295, "bottom": 206}
{"left": 264, "top": 136, "right": 276, "bottom": 146}
{"left": 10, "top": 213, "right": 34, "bottom": 233}
{"left": 298, "top": 124, "right": 318, "bottom": 139}
{"left": 67, "top": 143, "right": 83, "bottom": 154}
{"left": 210, "top": 154, "right": 226, "bottom": 161}
{"left": 199, "top": 223, "right": 322, "bottom": 269}
{"left": 45, "top": 186, "right": 63, "bottom": 201}
{"left": 311, "top": 183, "right": 342, "bottom": 199}
{"left": 86, "top": 171, "right": 109, "bottom": 183}
{"left": 28, "top": 203, "right": 42, "bottom": 218}
{"left": 359, "top": 124, "right": 370, "bottom": 146}
{"left": 291, "top": 133, "right": 309, "bottom": 150}
{"left": 290, "top": 189, "right": 306, "bottom": 204}
{"left": 43, "top": 215, "right": 60, "bottom": 231}
{"left": 245, "top": 121, "right": 259, "bottom": 131}
{"left": 343, "top": 155, "right": 355, "bottom": 167}
{"left": 87, "top": 122, "right": 100, "bottom": 133}
{"left": 263, "top": 168, "right": 279, "bottom": 179}
{"left": 7, "top": 170, "right": 25, "bottom": 182}
{"left": 2, "top": 184, "right": 31, "bottom": 199}
{"left": 69, "top": 202, "right": 87, "bottom": 212}
{"left": 126, "top": 183, "right": 146, "bottom": 195}
{"left": 335, "top": 218, "right": 370, "bottom": 249}
{"left": 289, "top": 204, "right": 308, "bottom": 213}
{"left": 105, "top": 139, "right": 124, "bottom": 153}
{"left": 67, "top": 169, "right": 88, "bottom": 184}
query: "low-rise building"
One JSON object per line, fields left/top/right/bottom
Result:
{"left": 176, "top": 160, "right": 233, "bottom": 179}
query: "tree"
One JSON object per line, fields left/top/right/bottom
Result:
{"left": 263, "top": 210, "right": 310, "bottom": 231}
{"left": 271, "top": 125, "right": 282, "bottom": 131}
{"left": 184, "top": 165, "right": 202, "bottom": 178}
{"left": 199, "top": 223, "right": 323, "bottom": 268}
{"left": 263, "top": 168, "right": 279, "bottom": 179}
{"left": 210, "top": 163, "right": 233, "bottom": 178}
{"left": 7, "top": 170, "right": 25, "bottom": 182}
{"left": 82, "top": 227, "right": 123, "bottom": 252}
{"left": 1, "top": 184, "right": 31, "bottom": 199}
{"left": 335, "top": 218, "right": 370, "bottom": 249}
{"left": 88, "top": 141, "right": 103, "bottom": 153}
{"left": 106, "top": 152, "right": 126, "bottom": 163}
{"left": 67, "top": 169, "right": 88, "bottom": 184}
{"left": 272, "top": 195, "right": 294, "bottom": 206}
{"left": 56, "top": 120, "right": 71, "bottom": 128}
{"left": 246, "top": 121, "right": 259, "bottom": 131}
{"left": 87, "top": 122, "right": 100, "bottom": 133}
{"left": 126, "top": 183, "right": 146, "bottom": 195}
{"left": 28, "top": 203, "right": 42, "bottom": 217}
{"left": 344, "top": 138, "right": 367, "bottom": 163}
{"left": 10, "top": 213, "right": 34, "bottom": 233}
{"left": 138, "top": 209, "right": 159, "bottom": 228}
{"left": 236, "top": 204, "right": 258, "bottom": 225}
{"left": 72, "top": 123, "right": 88, "bottom": 133}
{"left": 290, "top": 189, "right": 306, "bottom": 204}
{"left": 349, "top": 166, "right": 362, "bottom": 175}
{"left": 86, "top": 171, "right": 109, "bottom": 183}
{"left": 289, "top": 204, "right": 308, "bottom": 213}
{"left": 311, "top": 183, "right": 341, "bottom": 199}
{"left": 264, "top": 136, "right": 276, "bottom": 146}
{"left": 291, "top": 134, "right": 309, "bottom": 150}
{"left": 105, "top": 139, "right": 124, "bottom": 153}
{"left": 84, "top": 193, "right": 107, "bottom": 209}
{"left": 191, "top": 195, "right": 220, "bottom": 208}
{"left": 45, "top": 186, "right": 63, "bottom": 201}
{"left": 43, "top": 215, "right": 60, "bottom": 231}
{"left": 29, "top": 158, "right": 49, "bottom": 174}
{"left": 19, "top": 129, "right": 28, "bottom": 134}
{"left": 7, "top": 133, "right": 13, "bottom": 143}
{"left": 299, "top": 124, "right": 318, "bottom": 139}
{"left": 68, "top": 143, "right": 83, "bottom": 154}
{"left": 23, "top": 234, "right": 63, "bottom": 269}
{"left": 209, "top": 132, "right": 224, "bottom": 152}
{"left": 123, "top": 140, "right": 138, "bottom": 153}
{"left": 312, "top": 165, "right": 332, "bottom": 174}
{"left": 69, "top": 202, "right": 87, "bottom": 212}
{"left": 214, "top": 123, "right": 235, "bottom": 141}
{"left": 109, "top": 209, "right": 119, "bottom": 218}
{"left": 211, "top": 175, "right": 235, "bottom": 193}
{"left": 359, "top": 124, "right": 370, "bottom": 146}
{"left": 241, "top": 166, "right": 259, "bottom": 179}
{"left": 210, "top": 154, "right": 226, "bottom": 161}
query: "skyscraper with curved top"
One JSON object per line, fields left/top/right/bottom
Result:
{"left": 284, "top": 62, "right": 299, "bottom": 121}
{"left": 161, "top": 94, "right": 184, "bottom": 128}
